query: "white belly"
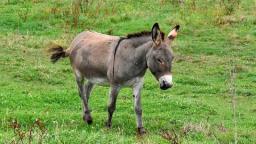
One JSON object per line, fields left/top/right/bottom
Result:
{"left": 123, "top": 77, "right": 143, "bottom": 87}
{"left": 88, "top": 77, "right": 109, "bottom": 86}
{"left": 88, "top": 77, "right": 143, "bottom": 87}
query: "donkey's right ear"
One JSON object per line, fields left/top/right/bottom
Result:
{"left": 151, "top": 23, "right": 162, "bottom": 46}
{"left": 168, "top": 25, "right": 180, "bottom": 40}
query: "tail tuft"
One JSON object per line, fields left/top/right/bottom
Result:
{"left": 48, "top": 44, "right": 67, "bottom": 63}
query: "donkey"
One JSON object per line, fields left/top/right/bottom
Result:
{"left": 49, "top": 23, "right": 179, "bottom": 134}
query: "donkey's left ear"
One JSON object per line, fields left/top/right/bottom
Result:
{"left": 166, "top": 25, "right": 180, "bottom": 44}
{"left": 151, "top": 23, "right": 162, "bottom": 46}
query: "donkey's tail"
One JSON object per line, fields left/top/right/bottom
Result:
{"left": 48, "top": 44, "right": 70, "bottom": 63}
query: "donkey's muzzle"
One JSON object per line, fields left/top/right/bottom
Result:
{"left": 159, "top": 74, "right": 173, "bottom": 90}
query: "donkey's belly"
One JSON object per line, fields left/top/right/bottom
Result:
{"left": 87, "top": 76, "right": 142, "bottom": 87}
{"left": 87, "top": 77, "right": 109, "bottom": 86}
{"left": 81, "top": 67, "right": 110, "bottom": 86}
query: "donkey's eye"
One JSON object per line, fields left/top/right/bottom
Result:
{"left": 157, "top": 58, "right": 164, "bottom": 64}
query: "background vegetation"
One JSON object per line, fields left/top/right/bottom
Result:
{"left": 0, "top": 0, "right": 255, "bottom": 143}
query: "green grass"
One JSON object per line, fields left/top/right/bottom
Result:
{"left": 0, "top": 0, "right": 256, "bottom": 143}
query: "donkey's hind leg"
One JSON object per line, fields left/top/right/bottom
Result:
{"left": 76, "top": 76, "right": 94, "bottom": 124}
{"left": 82, "top": 81, "right": 94, "bottom": 124}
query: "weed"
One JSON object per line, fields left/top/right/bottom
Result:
{"left": 9, "top": 119, "right": 47, "bottom": 144}
{"left": 161, "top": 129, "right": 181, "bottom": 144}
{"left": 72, "top": 0, "right": 82, "bottom": 28}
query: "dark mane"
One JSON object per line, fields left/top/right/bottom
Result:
{"left": 126, "top": 31, "right": 165, "bottom": 40}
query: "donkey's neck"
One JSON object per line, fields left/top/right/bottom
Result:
{"left": 127, "top": 36, "right": 152, "bottom": 48}
{"left": 110, "top": 35, "right": 154, "bottom": 84}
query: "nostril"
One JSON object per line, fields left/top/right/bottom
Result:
{"left": 162, "top": 80, "right": 166, "bottom": 85}
{"left": 162, "top": 82, "right": 168, "bottom": 88}
{"left": 160, "top": 82, "right": 165, "bottom": 88}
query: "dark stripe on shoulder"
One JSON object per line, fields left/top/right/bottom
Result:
{"left": 112, "top": 37, "right": 126, "bottom": 78}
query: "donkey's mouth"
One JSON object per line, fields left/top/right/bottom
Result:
{"left": 160, "top": 82, "right": 172, "bottom": 90}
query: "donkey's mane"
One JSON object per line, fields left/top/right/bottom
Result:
{"left": 126, "top": 31, "right": 165, "bottom": 40}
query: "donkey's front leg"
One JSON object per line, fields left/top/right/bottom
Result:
{"left": 133, "top": 78, "right": 146, "bottom": 135}
{"left": 106, "top": 85, "right": 121, "bottom": 127}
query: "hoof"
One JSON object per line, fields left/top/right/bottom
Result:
{"left": 137, "top": 127, "right": 146, "bottom": 135}
{"left": 83, "top": 115, "right": 93, "bottom": 125}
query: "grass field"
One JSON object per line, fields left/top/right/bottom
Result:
{"left": 0, "top": 0, "right": 256, "bottom": 143}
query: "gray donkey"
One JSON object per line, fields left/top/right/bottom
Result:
{"left": 49, "top": 23, "right": 179, "bottom": 134}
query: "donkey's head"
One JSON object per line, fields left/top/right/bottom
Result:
{"left": 147, "top": 23, "right": 179, "bottom": 90}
